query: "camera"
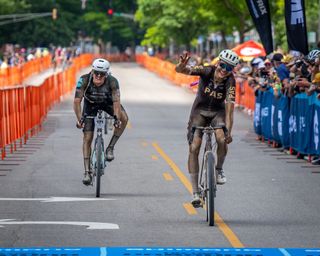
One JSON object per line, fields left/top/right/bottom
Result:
{"left": 259, "top": 70, "right": 269, "bottom": 78}
{"left": 258, "top": 77, "right": 267, "bottom": 88}
{"left": 295, "top": 59, "right": 303, "bottom": 68}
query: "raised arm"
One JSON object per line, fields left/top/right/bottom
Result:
{"left": 175, "top": 52, "right": 210, "bottom": 76}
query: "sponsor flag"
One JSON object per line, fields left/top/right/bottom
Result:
{"left": 245, "top": 0, "right": 273, "bottom": 54}
{"left": 285, "top": 0, "right": 308, "bottom": 54}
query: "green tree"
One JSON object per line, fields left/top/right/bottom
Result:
{"left": 0, "top": 0, "right": 83, "bottom": 46}
{"left": 136, "top": 0, "right": 213, "bottom": 50}
{"left": 0, "top": 0, "right": 141, "bottom": 51}
{"left": 82, "top": 0, "right": 140, "bottom": 51}
{"left": 207, "top": 0, "right": 253, "bottom": 43}
{"left": 135, "top": 0, "right": 253, "bottom": 51}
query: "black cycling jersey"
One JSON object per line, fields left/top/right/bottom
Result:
{"left": 175, "top": 64, "right": 236, "bottom": 111}
{"left": 74, "top": 72, "right": 120, "bottom": 104}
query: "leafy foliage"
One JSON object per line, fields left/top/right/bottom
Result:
{"left": 1, "top": 0, "right": 319, "bottom": 52}
{"left": 0, "top": 0, "right": 141, "bottom": 50}
{"left": 136, "top": 0, "right": 319, "bottom": 52}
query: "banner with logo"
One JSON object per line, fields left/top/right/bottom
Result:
{"left": 254, "top": 90, "right": 263, "bottom": 135}
{"left": 289, "top": 93, "right": 312, "bottom": 154}
{"left": 309, "top": 93, "right": 320, "bottom": 155}
{"left": 277, "top": 95, "right": 290, "bottom": 148}
{"left": 260, "top": 87, "right": 274, "bottom": 140}
{"left": 245, "top": 0, "right": 273, "bottom": 54}
{"left": 271, "top": 96, "right": 281, "bottom": 144}
{"left": 285, "top": 0, "right": 308, "bottom": 54}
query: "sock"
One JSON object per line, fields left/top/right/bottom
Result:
{"left": 84, "top": 158, "right": 90, "bottom": 172}
{"left": 190, "top": 173, "right": 199, "bottom": 194}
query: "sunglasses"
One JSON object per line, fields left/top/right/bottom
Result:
{"left": 93, "top": 71, "right": 107, "bottom": 77}
{"left": 219, "top": 62, "right": 233, "bottom": 72}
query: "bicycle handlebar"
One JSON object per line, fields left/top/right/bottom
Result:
{"left": 192, "top": 125, "right": 228, "bottom": 135}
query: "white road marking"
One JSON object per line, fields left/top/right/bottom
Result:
{"left": 0, "top": 219, "right": 119, "bottom": 230}
{"left": 279, "top": 248, "right": 292, "bottom": 256}
{"left": 0, "top": 197, "right": 115, "bottom": 203}
{"left": 100, "top": 247, "right": 107, "bottom": 256}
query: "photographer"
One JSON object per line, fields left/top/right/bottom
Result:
{"left": 287, "top": 58, "right": 309, "bottom": 97}
{"left": 307, "top": 73, "right": 320, "bottom": 98}
{"left": 250, "top": 61, "right": 274, "bottom": 96}
{"left": 272, "top": 53, "right": 290, "bottom": 96}
{"left": 306, "top": 50, "right": 320, "bottom": 82}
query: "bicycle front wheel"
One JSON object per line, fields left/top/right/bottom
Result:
{"left": 206, "top": 152, "right": 216, "bottom": 226}
{"left": 95, "top": 136, "right": 104, "bottom": 198}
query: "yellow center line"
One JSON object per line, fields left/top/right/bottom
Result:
{"left": 151, "top": 155, "right": 159, "bottom": 160}
{"left": 183, "top": 203, "right": 198, "bottom": 215}
{"left": 163, "top": 172, "right": 173, "bottom": 181}
{"left": 152, "top": 142, "right": 244, "bottom": 248}
{"left": 152, "top": 142, "right": 192, "bottom": 194}
{"left": 126, "top": 121, "right": 132, "bottom": 129}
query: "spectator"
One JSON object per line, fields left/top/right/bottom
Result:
{"left": 0, "top": 56, "right": 8, "bottom": 69}
{"left": 272, "top": 53, "right": 291, "bottom": 96}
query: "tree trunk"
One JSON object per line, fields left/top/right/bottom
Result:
{"left": 239, "top": 30, "right": 245, "bottom": 43}
{"left": 186, "top": 43, "right": 191, "bottom": 52}
{"left": 220, "top": 31, "right": 228, "bottom": 49}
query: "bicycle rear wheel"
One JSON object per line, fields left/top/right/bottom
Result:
{"left": 95, "top": 136, "right": 103, "bottom": 198}
{"left": 205, "top": 152, "right": 216, "bottom": 226}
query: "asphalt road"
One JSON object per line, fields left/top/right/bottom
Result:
{"left": 0, "top": 63, "right": 319, "bottom": 248}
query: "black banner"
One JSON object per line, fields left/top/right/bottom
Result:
{"left": 285, "top": 0, "right": 308, "bottom": 54}
{"left": 245, "top": 0, "right": 273, "bottom": 54}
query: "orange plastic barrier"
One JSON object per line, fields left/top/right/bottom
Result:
{"left": 235, "top": 80, "right": 255, "bottom": 112}
{"left": 136, "top": 54, "right": 256, "bottom": 111}
{"left": 0, "top": 55, "right": 52, "bottom": 88}
{"left": 136, "top": 54, "right": 199, "bottom": 88}
{"left": 98, "top": 53, "right": 135, "bottom": 62}
{"left": 0, "top": 53, "right": 93, "bottom": 159}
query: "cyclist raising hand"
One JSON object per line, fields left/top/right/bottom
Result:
{"left": 175, "top": 50, "right": 239, "bottom": 207}
{"left": 73, "top": 58, "right": 128, "bottom": 185}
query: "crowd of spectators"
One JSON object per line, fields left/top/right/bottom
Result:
{"left": 0, "top": 45, "right": 81, "bottom": 71}
{"left": 232, "top": 45, "right": 320, "bottom": 165}
{"left": 153, "top": 45, "right": 320, "bottom": 165}
{"left": 235, "top": 50, "right": 320, "bottom": 100}
{"left": 0, "top": 46, "right": 50, "bottom": 69}
{"left": 51, "top": 46, "right": 81, "bottom": 71}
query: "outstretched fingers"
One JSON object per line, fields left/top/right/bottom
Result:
{"left": 179, "top": 52, "right": 190, "bottom": 65}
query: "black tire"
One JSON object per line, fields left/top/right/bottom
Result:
{"left": 206, "top": 152, "right": 216, "bottom": 226}
{"left": 95, "top": 136, "right": 103, "bottom": 198}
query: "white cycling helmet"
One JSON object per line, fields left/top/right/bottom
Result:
{"left": 219, "top": 49, "right": 239, "bottom": 67}
{"left": 307, "top": 49, "right": 320, "bottom": 62}
{"left": 92, "top": 58, "right": 110, "bottom": 73}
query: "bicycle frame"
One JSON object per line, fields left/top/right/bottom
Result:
{"left": 91, "top": 110, "right": 106, "bottom": 172}
{"left": 83, "top": 110, "right": 109, "bottom": 197}
{"left": 198, "top": 127, "right": 217, "bottom": 194}
{"left": 104, "top": 113, "right": 114, "bottom": 135}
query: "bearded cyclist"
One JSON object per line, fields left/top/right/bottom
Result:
{"left": 73, "top": 58, "right": 128, "bottom": 185}
{"left": 175, "top": 50, "right": 239, "bottom": 208}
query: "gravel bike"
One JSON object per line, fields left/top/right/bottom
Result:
{"left": 83, "top": 110, "right": 113, "bottom": 197}
{"left": 196, "top": 125, "right": 228, "bottom": 226}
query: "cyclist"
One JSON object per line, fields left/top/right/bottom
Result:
{"left": 175, "top": 50, "right": 239, "bottom": 207}
{"left": 73, "top": 58, "right": 128, "bottom": 185}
